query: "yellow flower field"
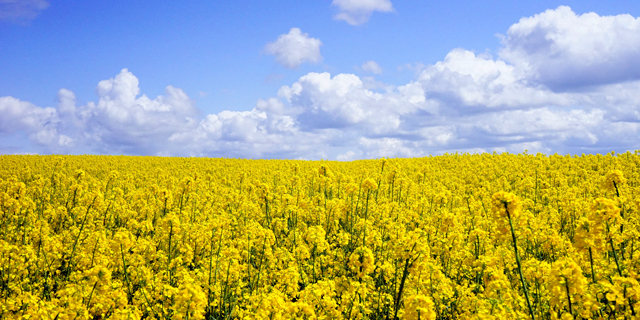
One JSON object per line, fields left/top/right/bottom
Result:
{"left": 0, "top": 152, "right": 639, "bottom": 319}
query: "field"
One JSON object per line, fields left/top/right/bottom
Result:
{"left": 1, "top": 153, "right": 639, "bottom": 319}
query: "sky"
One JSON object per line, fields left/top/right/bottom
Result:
{"left": 1, "top": 0, "right": 640, "bottom": 159}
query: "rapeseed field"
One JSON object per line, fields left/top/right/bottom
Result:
{"left": 1, "top": 153, "right": 639, "bottom": 319}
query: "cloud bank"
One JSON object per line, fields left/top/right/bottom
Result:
{"left": 2, "top": 6, "right": 640, "bottom": 159}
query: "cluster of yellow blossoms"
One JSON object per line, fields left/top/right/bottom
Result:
{"left": 0, "top": 152, "right": 639, "bottom": 319}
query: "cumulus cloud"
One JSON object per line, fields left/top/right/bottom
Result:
{"left": 332, "top": 0, "right": 394, "bottom": 26}
{"left": 0, "top": 69, "right": 202, "bottom": 155}
{"left": 83, "top": 69, "right": 199, "bottom": 154}
{"left": 265, "top": 28, "right": 322, "bottom": 69}
{"left": 278, "top": 72, "right": 428, "bottom": 134}
{"left": 500, "top": 6, "right": 640, "bottom": 91}
{"left": 417, "top": 49, "right": 571, "bottom": 109}
{"left": 2, "top": 6, "right": 640, "bottom": 159}
{"left": 360, "top": 60, "right": 383, "bottom": 74}
{"left": 0, "top": 0, "right": 49, "bottom": 24}
{"left": 0, "top": 96, "right": 68, "bottom": 148}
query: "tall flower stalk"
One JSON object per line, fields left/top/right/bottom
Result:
{"left": 493, "top": 191, "right": 536, "bottom": 320}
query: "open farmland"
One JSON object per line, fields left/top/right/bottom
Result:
{"left": 1, "top": 153, "right": 639, "bottom": 319}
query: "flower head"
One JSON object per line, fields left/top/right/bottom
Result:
{"left": 349, "top": 246, "right": 375, "bottom": 278}
{"left": 590, "top": 198, "right": 621, "bottom": 223}
{"left": 491, "top": 191, "right": 521, "bottom": 219}
{"left": 402, "top": 294, "right": 436, "bottom": 320}
{"left": 361, "top": 178, "right": 378, "bottom": 193}
{"left": 603, "top": 170, "right": 626, "bottom": 195}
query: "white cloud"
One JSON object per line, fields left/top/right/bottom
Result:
{"left": 265, "top": 28, "right": 322, "bottom": 69}
{"left": 500, "top": 6, "right": 640, "bottom": 91}
{"left": 0, "top": 0, "right": 49, "bottom": 23}
{"left": 0, "top": 69, "right": 202, "bottom": 155}
{"left": 81, "top": 69, "right": 199, "bottom": 154}
{"left": 471, "top": 108, "right": 603, "bottom": 145}
{"left": 337, "top": 151, "right": 356, "bottom": 161}
{"left": 1, "top": 65, "right": 639, "bottom": 159}
{"left": 360, "top": 60, "right": 383, "bottom": 74}
{"left": 278, "top": 72, "right": 426, "bottom": 134}
{"left": 0, "top": 96, "right": 68, "bottom": 148}
{"left": 417, "top": 49, "right": 570, "bottom": 109}
{"left": 332, "top": 0, "right": 393, "bottom": 26}
{"left": 359, "top": 137, "right": 418, "bottom": 158}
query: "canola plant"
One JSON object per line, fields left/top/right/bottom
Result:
{"left": 0, "top": 153, "right": 639, "bottom": 319}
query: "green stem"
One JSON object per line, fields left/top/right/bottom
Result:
{"left": 85, "top": 281, "right": 99, "bottom": 309}
{"left": 606, "top": 221, "right": 623, "bottom": 277}
{"left": 120, "top": 244, "right": 134, "bottom": 304}
{"left": 363, "top": 190, "right": 370, "bottom": 247}
{"left": 505, "top": 204, "right": 536, "bottom": 320}
{"left": 564, "top": 277, "right": 574, "bottom": 318}
{"left": 167, "top": 220, "right": 175, "bottom": 286}
{"left": 393, "top": 258, "right": 411, "bottom": 320}
{"left": 588, "top": 247, "right": 596, "bottom": 283}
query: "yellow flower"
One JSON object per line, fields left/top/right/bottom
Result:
{"left": 590, "top": 197, "right": 621, "bottom": 223}
{"left": 361, "top": 178, "right": 378, "bottom": 192}
{"left": 345, "top": 183, "right": 358, "bottom": 195}
{"left": 603, "top": 170, "right": 626, "bottom": 195}
{"left": 349, "top": 246, "right": 375, "bottom": 278}
{"left": 402, "top": 294, "right": 436, "bottom": 320}
{"left": 491, "top": 191, "right": 521, "bottom": 219}
{"left": 173, "top": 276, "right": 207, "bottom": 320}
{"left": 548, "top": 257, "right": 592, "bottom": 317}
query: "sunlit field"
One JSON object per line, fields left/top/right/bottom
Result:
{"left": 1, "top": 153, "right": 639, "bottom": 319}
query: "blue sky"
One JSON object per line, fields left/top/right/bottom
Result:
{"left": 2, "top": 0, "right": 640, "bottom": 159}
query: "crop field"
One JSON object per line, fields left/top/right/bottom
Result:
{"left": 1, "top": 153, "right": 639, "bottom": 319}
